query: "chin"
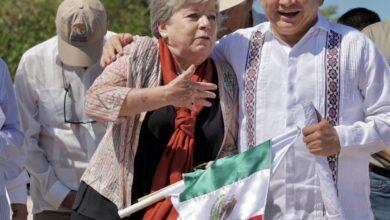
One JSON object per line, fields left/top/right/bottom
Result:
{"left": 275, "top": 25, "right": 300, "bottom": 35}
{"left": 195, "top": 47, "right": 213, "bottom": 56}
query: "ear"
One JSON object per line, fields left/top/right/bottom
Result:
{"left": 157, "top": 20, "right": 168, "bottom": 38}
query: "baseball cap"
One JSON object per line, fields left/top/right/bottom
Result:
{"left": 219, "top": 0, "right": 246, "bottom": 12}
{"left": 55, "top": 0, "right": 107, "bottom": 67}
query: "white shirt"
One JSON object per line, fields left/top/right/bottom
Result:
{"left": 0, "top": 58, "right": 29, "bottom": 220}
{"left": 212, "top": 15, "right": 390, "bottom": 219}
{"left": 14, "top": 33, "right": 114, "bottom": 214}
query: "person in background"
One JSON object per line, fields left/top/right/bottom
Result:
{"left": 14, "top": 0, "right": 114, "bottom": 219}
{"left": 217, "top": 0, "right": 264, "bottom": 38}
{"left": 0, "top": 58, "right": 29, "bottom": 220}
{"left": 337, "top": 7, "right": 381, "bottom": 30}
{"left": 72, "top": 0, "right": 238, "bottom": 219}
{"left": 362, "top": 20, "right": 390, "bottom": 220}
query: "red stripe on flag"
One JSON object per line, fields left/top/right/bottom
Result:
{"left": 249, "top": 215, "right": 263, "bottom": 220}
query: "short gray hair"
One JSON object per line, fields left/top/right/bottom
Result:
{"left": 149, "top": 0, "right": 219, "bottom": 38}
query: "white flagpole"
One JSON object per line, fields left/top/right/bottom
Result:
{"left": 118, "top": 180, "right": 185, "bottom": 218}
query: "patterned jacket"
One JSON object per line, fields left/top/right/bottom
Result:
{"left": 81, "top": 37, "right": 239, "bottom": 209}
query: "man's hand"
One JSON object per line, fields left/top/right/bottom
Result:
{"left": 11, "top": 203, "right": 28, "bottom": 220}
{"left": 101, "top": 33, "right": 133, "bottom": 68}
{"left": 302, "top": 111, "right": 341, "bottom": 156}
{"left": 376, "top": 149, "right": 390, "bottom": 161}
{"left": 61, "top": 190, "right": 77, "bottom": 209}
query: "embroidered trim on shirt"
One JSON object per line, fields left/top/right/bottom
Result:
{"left": 325, "top": 29, "right": 342, "bottom": 191}
{"left": 244, "top": 29, "right": 265, "bottom": 149}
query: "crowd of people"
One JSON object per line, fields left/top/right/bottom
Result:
{"left": 1, "top": 0, "right": 389, "bottom": 219}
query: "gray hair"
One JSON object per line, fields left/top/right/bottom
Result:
{"left": 149, "top": 0, "right": 219, "bottom": 38}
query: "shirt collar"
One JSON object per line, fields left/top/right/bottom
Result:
{"left": 315, "top": 13, "right": 331, "bottom": 32}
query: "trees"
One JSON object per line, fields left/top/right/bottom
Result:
{"left": 320, "top": 5, "right": 339, "bottom": 22}
{"left": 0, "top": 0, "right": 150, "bottom": 78}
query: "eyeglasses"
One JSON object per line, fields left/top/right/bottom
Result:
{"left": 61, "top": 63, "right": 95, "bottom": 124}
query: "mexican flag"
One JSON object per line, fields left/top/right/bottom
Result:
{"left": 118, "top": 129, "right": 296, "bottom": 219}
{"left": 118, "top": 104, "right": 344, "bottom": 219}
{"left": 171, "top": 131, "right": 295, "bottom": 220}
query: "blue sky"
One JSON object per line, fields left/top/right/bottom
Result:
{"left": 253, "top": 0, "right": 390, "bottom": 20}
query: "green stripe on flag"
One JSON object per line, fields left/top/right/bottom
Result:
{"left": 179, "top": 140, "right": 271, "bottom": 202}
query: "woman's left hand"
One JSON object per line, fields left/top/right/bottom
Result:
{"left": 164, "top": 65, "right": 218, "bottom": 110}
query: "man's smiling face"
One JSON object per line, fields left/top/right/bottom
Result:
{"left": 261, "top": 0, "right": 324, "bottom": 45}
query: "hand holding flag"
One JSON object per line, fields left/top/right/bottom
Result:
{"left": 302, "top": 110, "right": 341, "bottom": 156}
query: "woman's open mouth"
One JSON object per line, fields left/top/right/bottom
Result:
{"left": 197, "top": 36, "right": 210, "bottom": 40}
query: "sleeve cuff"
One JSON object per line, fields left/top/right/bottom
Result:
{"left": 7, "top": 184, "right": 27, "bottom": 204}
{"left": 6, "top": 170, "right": 29, "bottom": 204}
{"left": 107, "top": 87, "right": 132, "bottom": 123}
{"left": 5, "top": 170, "right": 29, "bottom": 190}
{"left": 44, "top": 181, "right": 70, "bottom": 209}
{"left": 334, "top": 125, "right": 348, "bottom": 149}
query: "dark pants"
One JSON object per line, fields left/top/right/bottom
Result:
{"left": 71, "top": 182, "right": 136, "bottom": 220}
{"left": 370, "top": 170, "right": 390, "bottom": 220}
{"left": 34, "top": 210, "right": 71, "bottom": 220}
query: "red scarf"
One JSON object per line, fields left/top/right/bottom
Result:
{"left": 143, "top": 38, "right": 213, "bottom": 219}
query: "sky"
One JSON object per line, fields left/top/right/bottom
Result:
{"left": 253, "top": 0, "right": 390, "bottom": 20}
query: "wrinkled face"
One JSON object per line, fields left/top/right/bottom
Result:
{"left": 261, "top": 0, "right": 323, "bottom": 44}
{"left": 158, "top": 0, "right": 218, "bottom": 64}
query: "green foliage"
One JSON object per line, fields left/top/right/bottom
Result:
{"left": 320, "top": 5, "right": 339, "bottom": 22}
{"left": 0, "top": 0, "right": 150, "bottom": 78}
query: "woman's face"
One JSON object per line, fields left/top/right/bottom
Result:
{"left": 159, "top": 0, "right": 217, "bottom": 66}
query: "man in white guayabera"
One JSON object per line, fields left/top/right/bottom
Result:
{"left": 14, "top": 0, "right": 114, "bottom": 219}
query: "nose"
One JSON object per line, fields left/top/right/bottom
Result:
{"left": 199, "top": 15, "right": 211, "bottom": 30}
{"left": 279, "top": 0, "right": 296, "bottom": 6}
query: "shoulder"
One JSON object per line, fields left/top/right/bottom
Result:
{"left": 215, "top": 23, "right": 269, "bottom": 57}
{"left": 15, "top": 37, "right": 57, "bottom": 81}
{"left": 122, "top": 36, "right": 159, "bottom": 74}
{"left": 104, "top": 31, "right": 116, "bottom": 40}
{"left": 362, "top": 21, "right": 390, "bottom": 37}
{"left": 105, "top": 36, "right": 159, "bottom": 82}
{"left": 0, "top": 58, "right": 10, "bottom": 82}
{"left": 362, "top": 21, "right": 390, "bottom": 55}
{"left": 328, "top": 22, "right": 371, "bottom": 47}
{"left": 122, "top": 36, "right": 157, "bottom": 56}
{"left": 0, "top": 58, "right": 7, "bottom": 69}
{"left": 20, "top": 36, "right": 58, "bottom": 64}
{"left": 218, "top": 23, "right": 267, "bottom": 44}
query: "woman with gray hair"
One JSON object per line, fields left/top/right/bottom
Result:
{"left": 71, "top": 0, "right": 238, "bottom": 219}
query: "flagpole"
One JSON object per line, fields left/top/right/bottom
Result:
{"left": 118, "top": 180, "right": 185, "bottom": 218}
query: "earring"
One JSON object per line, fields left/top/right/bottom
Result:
{"left": 161, "top": 33, "right": 168, "bottom": 40}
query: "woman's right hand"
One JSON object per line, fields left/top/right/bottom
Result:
{"left": 101, "top": 33, "right": 133, "bottom": 68}
{"left": 164, "top": 65, "right": 218, "bottom": 110}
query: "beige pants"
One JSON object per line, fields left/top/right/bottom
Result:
{"left": 33, "top": 210, "right": 71, "bottom": 220}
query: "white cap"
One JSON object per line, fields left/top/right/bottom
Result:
{"left": 55, "top": 0, "right": 107, "bottom": 67}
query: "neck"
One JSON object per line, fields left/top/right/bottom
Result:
{"left": 172, "top": 55, "right": 192, "bottom": 74}
{"left": 272, "top": 16, "right": 318, "bottom": 47}
{"left": 168, "top": 47, "right": 204, "bottom": 75}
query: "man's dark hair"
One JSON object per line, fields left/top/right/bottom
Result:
{"left": 338, "top": 8, "right": 381, "bottom": 30}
